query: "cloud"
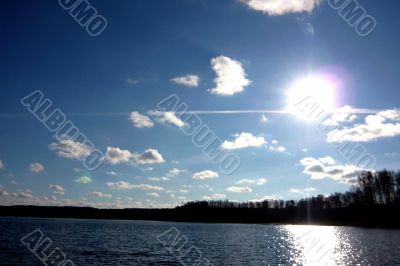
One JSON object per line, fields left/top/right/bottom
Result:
{"left": 236, "top": 178, "right": 267, "bottom": 186}
{"left": 49, "top": 137, "right": 92, "bottom": 159}
{"left": 179, "top": 189, "right": 189, "bottom": 194}
{"left": 148, "top": 177, "right": 170, "bottom": 182}
{"left": 289, "top": 187, "right": 316, "bottom": 194}
{"left": 222, "top": 132, "right": 266, "bottom": 150}
{"left": 49, "top": 184, "right": 66, "bottom": 195}
{"left": 91, "top": 191, "right": 112, "bottom": 198}
{"left": 327, "top": 109, "right": 400, "bottom": 143}
{"left": 203, "top": 193, "right": 226, "bottom": 200}
{"left": 166, "top": 168, "right": 185, "bottom": 177}
{"left": 260, "top": 114, "right": 268, "bottom": 123}
{"left": 130, "top": 111, "right": 154, "bottom": 128}
{"left": 148, "top": 111, "right": 186, "bottom": 128}
{"left": 192, "top": 170, "right": 219, "bottom": 180}
{"left": 107, "top": 181, "right": 164, "bottom": 191}
{"left": 0, "top": 160, "right": 3, "bottom": 170}
{"left": 268, "top": 139, "right": 286, "bottom": 152}
{"left": 302, "top": 148, "right": 308, "bottom": 153}
{"left": 75, "top": 176, "right": 93, "bottom": 184}
{"left": 104, "top": 147, "right": 131, "bottom": 165}
{"left": 210, "top": 56, "right": 251, "bottom": 96}
{"left": 104, "top": 147, "right": 165, "bottom": 165}
{"left": 300, "top": 156, "right": 367, "bottom": 183}
{"left": 106, "top": 171, "right": 118, "bottom": 176}
{"left": 226, "top": 186, "right": 252, "bottom": 193}
{"left": 241, "top": 0, "right": 322, "bottom": 16}
{"left": 170, "top": 74, "right": 200, "bottom": 87}
{"left": 322, "top": 106, "right": 357, "bottom": 126}
{"left": 147, "top": 192, "right": 160, "bottom": 197}
{"left": 126, "top": 78, "right": 139, "bottom": 85}
{"left": 29, "top": 163, "right": 44, "bottom": 173}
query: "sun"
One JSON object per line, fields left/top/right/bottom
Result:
{"left": 287, "top": 75, "right": 337, "bottom": 119}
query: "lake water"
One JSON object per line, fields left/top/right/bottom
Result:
{"left": 0, "top": 217, "right": 399, "bottom": 265}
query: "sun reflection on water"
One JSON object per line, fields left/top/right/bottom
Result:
{"left": 284, "top": 225, "right": 346, "bottom": 266}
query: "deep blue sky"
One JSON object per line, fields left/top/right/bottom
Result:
{"left": 1, "top": 0, "right": 400, "bottom": 208}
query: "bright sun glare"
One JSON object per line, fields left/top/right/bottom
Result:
{"left": 287, "top": 76, "right": 337, "bottom": 118}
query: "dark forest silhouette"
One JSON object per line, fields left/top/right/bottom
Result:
{"left": 1, "top": 170, "right": 400, "bottom": 228}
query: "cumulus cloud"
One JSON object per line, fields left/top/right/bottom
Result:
{"left": 327, "top": 109, "right": 400, "bottom": 143}
{"left": 29, "top": 163, "right": 44, "bottom": 173}
{"left": 222, "top": 132, "right": 266, "bottom": 150}
{"left": 322, "top": 106, "right": 357, "bottom": 126}
{"left": 236, "top": 178, "right": 267, "bottom": 186}
{"left": 226, "top": 186, "right": 252, "bottom": 193}
{"left": 104, "top": 147, "right": 165, "bottom": 165}
{"left": 268, "top": 139, "right": 286, "bottom": 152}
{"left": 241, "top": 0, "right": 322, "bottom": 16}
{"left": 260, "top": 114, "right": 268, "bottom": 123}
{"left": 49, "top": 137, "right": 92, "bottom": 159}
{"left": 166, "top": 168, "right": 185, "bottom": 177}
{"left": 170, "top": 74, "right": 200, "bottom": 87}
{"left": 91, "top": 191, "right": 112, "bottom": 198}
{"left": 148, "top": 176, "right": 170, "bottom": 182}
{"left": 75, "top": 176, "right": 93, "bottom": 184}
{"left": 147, "top": 192, "right": 160, "bottom": 197}
{"left": 148, "top": 111, "right": 186, "bottom": 128}
{"left": 289, "top": 187, "right": 316, "bottom": 194}
{"left": 203, "top": 193, "right": 226, "bottom": 200}
{"left": 49, "top": 184, "right": 66, "bottom": 195}
{"left": 300, "top": 156, "right": 367, "bottom": 183}
{"left": 107, "top": 181, "right": 164, "bottom": 191}
{"left": 210, "top": 56, "right": 251, "bottom": 96}
{"left": 106, "top": 171, "right": 118, "bottom": 176}
{"left": 192, "top": 170, "right": 219, "bottom": 180}
{"left": 130, "top": 111, "right": 154, "bottom": 128}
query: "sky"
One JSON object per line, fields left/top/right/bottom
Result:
{"left": 1, "top": 0, "right": 400, "bottom": 208}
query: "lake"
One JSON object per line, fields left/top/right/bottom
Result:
{"left": 0, "top": 217, "right": 399, "bottom": 265}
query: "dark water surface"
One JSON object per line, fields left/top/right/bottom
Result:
{"left": 1, "top": 217, "right": 400, "bottom": 265}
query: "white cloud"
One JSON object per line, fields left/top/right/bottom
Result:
{"left": 289, "top": 187, "right": 316, "bottom": 194}
{"left": 91, "top": 191, "right": 112, "bottom": 199}
{"left": 29, "top": 163, "right": 44, "bottom": 173}
{"left": 106, "top": 171, "right": 118, "bottom": 176}
{"left": 75, "top": 176, "right": 93, "bottom": 184}
{"left": 268, "top": 146, "right": 286, "bottom": 152}
{"left": 322, "top": 106, "right": 357, "bottom": 126}
{"left": 222, "top": 132, "right": 266, "bottom": 150}
{"left": 226, "top": 186, "right": 252, "bottom": 193}
{"left": 300, "top": 156, "right": 367, "bottom": 183}
{"left": 179, "top": 189, "right": 189, "bottom": 194}
{"left": 210, "top": 56, "right": 251, "bottom": 96}
{"left": 49, "top": 137, "right": 92, "bottom": 159}
{"left": 260, "top": 114, "right": 268, "bottom": 123}
{"left": 170, "top": 74, "right": 200, "bottom": 87}
{"left": 241, "top": 0, "right": 322, "bottom": 16}
{"left": 192, "top": 170, "right": 219, "bottom": 180}
{"left": 203, "top": 193, "right": 226, "bottom": 200}
{"left": 148, "top": 176, "right": 170, "bottom": 182}
{"left": 0, "top": 160, "right": 3, "bottom": 170}
{"left": 104, "top": 147, "right": 165, "bottom": 165}
{"left": 236, "top": 178, "right": 267, "bottom": 186}
{"left": 147, "top": 192, "right": 160, "bottom": 197}
{"left": 107, "top": 181, "right": 164, "bottom": 191}
{"left": 327, "top": 109, "right": 400, "bottom": 143}
{"left": 49, "top": 184, "right": 65, "bottom": 195}
{"left": 302, "top": 148, "right": 308, "bottom": 153}
{"left": 104, "top": 147, "right": 131, "bottom": 165}
{"left": 130, "top": 111, "right": 154, "bottom": 128}
{"left": 148, "top": 111, "right": 186, "bottom": 128}
{"left": 166, "top": 168, "right": 185, "bottom": 177}
{"left": 126, "top": 78, "right": 139, "bottom": 85}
